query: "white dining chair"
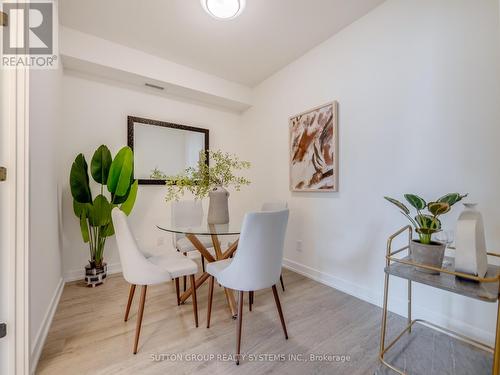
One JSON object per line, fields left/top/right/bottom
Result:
{"left": 171, "top": 200, "right": 214, "bottom": 290}
{"left": 261, "top": 201, "right": 288, "bottom": 295}
{"left": 112, "top": 208, "right": 199, "bottom": 354}
{"left": 206, "top": 209, "right": 290, "bottom": 365}
{"left": 261, "top": 201, "right": 288, "bottom": 212}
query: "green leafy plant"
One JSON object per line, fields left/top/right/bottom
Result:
{"left": 152, "top": 150, "right": 251, "bottom": 201}
{"left": 70, "top": 145, "right": 138, "bottom": 267}
{"left": 384, "top": 193, "right": 467, "bottom": 244}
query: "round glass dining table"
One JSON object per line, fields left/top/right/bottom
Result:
{"left": 157, "top": 218, "right": 242, "bottom": 317}
{"left": 156, "top": 220, "right": 242, "bottom": 237}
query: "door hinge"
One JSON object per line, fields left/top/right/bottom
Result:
{"left": 0, "top": 167, "right": 6, "bottom": 181}
{"left": 0, "top": 323, "right": 6, "bottom": 338}
{"left": 0, "top": 11, "right": 7, "bottom": 27}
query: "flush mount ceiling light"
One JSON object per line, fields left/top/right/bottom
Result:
{"left": 201, "top": 0, "right": 246, "bottom": 20}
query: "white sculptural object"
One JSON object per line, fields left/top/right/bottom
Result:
{"left": 454, "top": 203, "right": 488, "bottom": 277}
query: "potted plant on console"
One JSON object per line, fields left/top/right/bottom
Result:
{"left": 384, "top": 193, "right": 467, "bottom": 274}
{"left": 70, "top": 145, "right": 138, "bottom": 287}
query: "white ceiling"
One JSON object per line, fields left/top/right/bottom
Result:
{"left": 60, "top": 0, "right": 385, "bottom": 87}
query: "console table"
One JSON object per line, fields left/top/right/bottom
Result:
{"left": 380, "top": 226, "right": 500, "bottom": 375}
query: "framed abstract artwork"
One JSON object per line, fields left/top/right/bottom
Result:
{"left": 289, "top": 101, "right": 338, "bottom": 192}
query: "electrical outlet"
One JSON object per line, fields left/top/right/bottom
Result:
{"left": 157, "top": 237, "right": 165, "bottom": 246}
{"left": 296, "top": 240, "right": 303, "bottom": 252}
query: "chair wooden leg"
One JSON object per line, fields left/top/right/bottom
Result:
{"left": 207, "top": 276, "right": 215, "bottom": 328}
{"left": 249, "top": 291, "right": 253, "bottom": 312}
{"left": 236, "top": 290, "right": 244, "bottom": 365}
{"left": 124, "top": 284, "right": 136, "bottom": 322}
{"left": 183, "top": 276, "right": 187, "bottom": 292}
{"left": 175, "top": 278, "right": 180, "bottom": 306}
{"left": 133, "top": 285, "right": 147, "bottom": 354}
{"left": 272, "top": 285, "right": 288, "bottom": 340}
{"left": 190, "top": 275, "right": 198, "bottom": 328}
{"left": 183, "top": 253, "right": 188, "bottom": 292}
{"left": 201, "top": 256, "right": 205, "bottom": 272}
{"left": 280, "top": 274, "right": 285, "bottom": 292}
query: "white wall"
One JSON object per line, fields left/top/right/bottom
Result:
{"left": 29, "top": 51, "right": 64, "bottom": 369}
{"left": 27, "top": 2, "right": 65, "bottom": 372}
{"left": 241, "top": 0, "right": 500, "bottom": 344}
{"left": 60, "top": 71, "right": 254, "bottom": 280}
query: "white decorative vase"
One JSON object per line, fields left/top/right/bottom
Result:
{"left": 455, "top": 203, "right": 488, "bottom": 277}
{"left": 207, "top": 186, "right": 229, "bottom": 224}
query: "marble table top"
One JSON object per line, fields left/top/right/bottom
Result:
{"left": 385, "top": 256, "right": 500, "bottom": 302}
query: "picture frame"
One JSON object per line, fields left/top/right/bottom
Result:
{"left": 289, "top": 101, "right": 338, "bottom": 192}
{"left": 127, "top": 116, "right": 209, "bottom": 185}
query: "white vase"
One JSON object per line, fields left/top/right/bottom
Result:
{"left": 454, "top": 203, "right": 488, "bottom": 277}
{"left": 207, "top": 186, "right": 229, "bottom": 224}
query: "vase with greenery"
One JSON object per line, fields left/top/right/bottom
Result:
{"left": 384, "top": 193, "right": 467, "bottom": 273}
{"left": 153, "top": 150, "right": 250, "bottom": 224}
{"left": 70, "top": 145, "right": 138, "bottom": 286}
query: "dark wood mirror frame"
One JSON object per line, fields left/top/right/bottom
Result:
{"left": 127, "top": 116, "right": 209, "bottom": 185}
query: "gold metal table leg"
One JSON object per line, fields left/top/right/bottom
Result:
{"left": 408, "top": 280, "right": 412, "bottom": 333}
{"left": 493, "top": 300, "right": 500, "bottom": 375}
{"left": 379, "top": 271, "right": 409, "bottom": 375}
{"left": 380, "top": 272, "right": 390, "bottom": 355}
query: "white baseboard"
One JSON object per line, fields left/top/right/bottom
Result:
{"left": 63, "top": 262, "right": 122, "bottom": 283}
{"left": 282, "top": 257, "right": 495, "bottom": 345}
{"left": 30, "top": 277, "right": 65, "bottom": 374}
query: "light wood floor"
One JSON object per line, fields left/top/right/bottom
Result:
{"left": 37, "top": 268, "right": 492, "bottom": 375}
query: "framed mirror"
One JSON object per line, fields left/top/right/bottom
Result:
{"left": 128, "top": 116, "right": 209, "bottom": 185}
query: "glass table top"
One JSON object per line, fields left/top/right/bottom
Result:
{"left": 157, "top": 217, "right": 243, "bottom": 236}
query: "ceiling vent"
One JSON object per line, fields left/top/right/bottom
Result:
{"left": 145, "top": 83, "right": 165, "bottom": 90}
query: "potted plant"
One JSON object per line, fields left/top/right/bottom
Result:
{"left": 70, "top": 145, "right": 138, "bottom": 287}
{"left": 384, "top": 193, "right": 467, "bottom": 274}
{"left": 152, "top": 150, "right": 250, "bottom": 224}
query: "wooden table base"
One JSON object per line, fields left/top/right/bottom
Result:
{"left": 179, "top": 233, "right": 239, "bottom": 317}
